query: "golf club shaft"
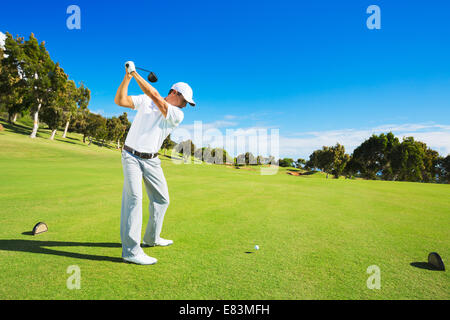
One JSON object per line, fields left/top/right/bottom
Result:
{"left": 136, "top": 67, "right": 152, "bottom": 73}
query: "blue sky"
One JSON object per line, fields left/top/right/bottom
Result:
{"left": 1, "top": 0, "right": 450, "bottom": 158}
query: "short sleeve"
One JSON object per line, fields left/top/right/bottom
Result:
{"left": 131, "top": 95, "right": 148, "bottom": 111}
{"left": 165, "top": 104, "right": 184, "bottom": 127}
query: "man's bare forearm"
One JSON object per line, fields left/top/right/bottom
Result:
{"left": 131, "top": 71, "right": 168, "bottom": 117}
{"left": 114, "top": 74, "right": 133, "bottom": 107}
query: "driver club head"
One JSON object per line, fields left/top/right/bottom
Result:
{"left": 147, "top": 72, "right": 158, "bottom": 83}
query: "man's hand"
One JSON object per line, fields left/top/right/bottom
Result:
{"left": 125, "top": 61, "right": 136, "bottom": 74}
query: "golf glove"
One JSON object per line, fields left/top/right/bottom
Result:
{"left": 125, "top": 61, "right": 136, "bottom": 74}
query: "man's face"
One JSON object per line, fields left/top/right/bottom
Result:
{"left": 173, "top": 90, "right": 188, "bottom": 108}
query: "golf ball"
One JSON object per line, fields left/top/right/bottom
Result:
{"left": 255, "top": 245, "right": 259, "bottom": 250}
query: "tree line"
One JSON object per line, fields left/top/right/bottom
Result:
{"left": 164, "top": 137, "right": 277, "bottom": 167}
{"left": 0, "top": 32, "right": 131, "bottom": 147}
{"left": 290, "top": 132, "right": 448, "bottom": 183}
{"left": 172, "top": 132, "right": 450, "bottom": 184}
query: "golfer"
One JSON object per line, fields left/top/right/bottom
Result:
{"left": 114, "top": 61, "right": 195, "bottom": 265}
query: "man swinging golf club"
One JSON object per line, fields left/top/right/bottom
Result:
{"left": 114, "top": 61, "right": 195, "bottom": 265}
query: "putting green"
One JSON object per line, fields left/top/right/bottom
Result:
{"left": 0, "top": 119, "right": 449, "bottom": 299}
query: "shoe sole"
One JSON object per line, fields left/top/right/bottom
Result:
{"left": 142, "top": 242, "right": 173, "bottom": 248}
{"left": 122, "top": 259, "right": 157, "bottom": 265}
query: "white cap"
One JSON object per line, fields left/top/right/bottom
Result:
{"left": 171, "top": 82, "right": 196, "bottom": 106}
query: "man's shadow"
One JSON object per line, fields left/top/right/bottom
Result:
{"left": 0, "top": 239, "right": 123, "bottom": 263}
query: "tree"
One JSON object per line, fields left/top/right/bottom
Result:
{"left": 305, "top": 149, "right": 321, "bottom": 171}
{"left": 305, "top": 144, "right": 349, "bottom": 178}
{"left": 95, "top": 119, "right": 108, "bottom": 147}
{"left": 70, "top": 107, "right": 90, "bottom": 143}
{"left": 118, "top": 112, "right": 130, "bottom": 148}
{"left": 318, "top": 147, "right": 334, "bottom": 178}
{"left": 0, "top": 33, "right": 28, "bottom": 123}
{"left": 390, "top": 136, "right": 425, "bottom": 182}
{"left": 40, "top": 104, "right": 64, "bottom": 140}
{"left": 305, "top": 147, "right": 333, "bottom": 177}
{"left": 106, "top": 116, "right": 124, "bottom": 149}
{"left": 174, "top": 139, "right": 196, "bottom": 161}
{"left": 330, "top": 143, "right": 349, "bottom": 179}
{"left": 296, "top": 158, "right": 306, "bottom": 169}
{"left": 243, "top": 152, "right": 255, "bottom": 165}
{"left": 265, "top": 155, "right": 276, "bottom": 166}
{"left": 21, "top": 33, "right": 56, "bottom": 139}
{"left": 437, "top": 155, "right": 450, "bottom": 184}
{"left": 279, "top": 158, "right": 295, "bottom": 168}
{"left": 343, "top": 156, "right": 359, "bottom": 179}
{"left": 61, "top": 80, "right": 79, "bottom": 139}
{"left": 212, "top": 148, "right": 233, "bottom": 165}
{"left": 162, "top": 134, "right": 176, "bottom": 155}
{"left": 42, "top": 63, "right": 69, "bottom": 140}
{"left": 235, "top": 153, "right": 246, "bottom": 166}
{"left": 416, "top": 141, "right": 440, "bottom": 183}
{"left": 257, "top": 155, "right": 265, "bottom": 165}
{"left": 86, "top": 113, "right": 106, "bottom": 146}
{"left": 351, "top": 132, "right": 399, "bottom": 180}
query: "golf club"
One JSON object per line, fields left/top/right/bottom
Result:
{"left": 125, "top": 63, "right": 158, "bottom": 83}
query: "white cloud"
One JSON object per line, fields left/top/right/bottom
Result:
{"left": 178, "top": 120, "right": 238, "bottom": 132}
{"left": 90, "top": 109, "right": 105, "bottom": 116}
{"left": 281, "top": 123, "right": 450, "bottom": 159}
{"left": 222, "top": 111, "right": 283, "bottom": 122}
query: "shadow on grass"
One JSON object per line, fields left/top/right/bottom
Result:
{"left": 300, "top": 171, "right": 318, "bottom": 176}
{"left": 410, "top": 262, "right": 443, "bottom": 271}
{"left": 0, "top": 118, "right": 115, "bottom": 149}
{"left": 55, "top": 138, "right": 77, "bottom": 145}
{"left": 0, "top": 119, "right": 64, "bottom": 141}
{"left": 0, "top": 239, "right": 123, "bottom": 263}
{"left": 0, "top": 120, "right": 33, "bottom": 137}
{"left": 89, "top": 140, "right": 117, "bottom": 151}
{"left": 161, "top": 153, "right": 184, "bottom": 160}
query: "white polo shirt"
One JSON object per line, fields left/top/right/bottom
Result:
{"left": 124, "top": 94, "right": 184, "bottom": 153}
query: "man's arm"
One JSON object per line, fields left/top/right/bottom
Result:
{"left": 131, "top": 71, "right": 169, "bottom": 118}
{"left": 114, "top": 72, "right": 134, "bottom": 109}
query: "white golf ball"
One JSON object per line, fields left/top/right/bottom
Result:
{"left": 255, "top": 245, "right": 259, "bottom": 250}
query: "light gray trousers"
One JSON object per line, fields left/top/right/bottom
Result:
{"left": 120, "top": 149, "right": 170, "bottom": 258}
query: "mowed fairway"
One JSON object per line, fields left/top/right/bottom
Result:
{"left": 0, "top": 122, "right": 449, "bottom": 300}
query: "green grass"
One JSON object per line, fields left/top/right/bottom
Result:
{"left": 0, "top": 118, "right": 449, "bottom": 300}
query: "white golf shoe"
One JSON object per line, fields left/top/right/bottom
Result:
{"left": 123, "top": 253, "right": 157, "bottom": 265}
{"left": 142, "top": 238, "right": 173, "bottom": 247}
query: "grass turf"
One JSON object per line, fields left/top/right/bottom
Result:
{"left": 0, "top": 119, "right": 449, "bottom": 299}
